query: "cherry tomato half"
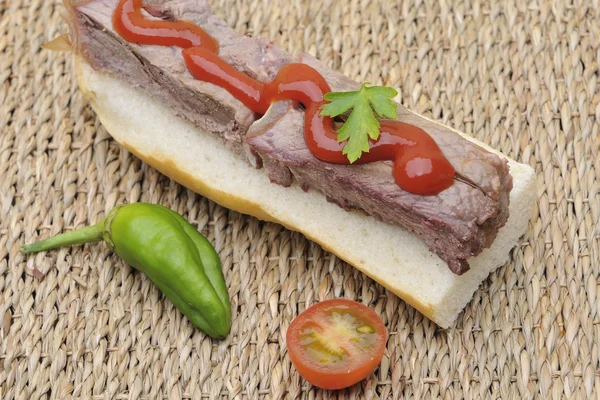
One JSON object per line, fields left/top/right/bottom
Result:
{"left": 286, "top": 299, "right": 387, "bottom": 390}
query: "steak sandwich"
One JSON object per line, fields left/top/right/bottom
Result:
{"left": 61, "top": 0, "right": 536, "bottom": 327}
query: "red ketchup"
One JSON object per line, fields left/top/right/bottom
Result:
{"left": 113, "top": 0, "right": 455, "bottom": 195}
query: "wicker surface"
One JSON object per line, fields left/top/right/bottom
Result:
{"left": 1, "top": 0, "right": 599, "bottom": 398}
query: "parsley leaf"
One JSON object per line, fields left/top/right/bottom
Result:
{"left": 320, "top": 83, "right": 398, "bottom": 163}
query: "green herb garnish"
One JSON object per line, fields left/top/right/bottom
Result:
{"left": 320, "top": 83, "right": 398, "bottom": 163}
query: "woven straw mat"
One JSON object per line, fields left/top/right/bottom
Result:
{"left": 1, "top": 0, "right": 599, "bottom": 398}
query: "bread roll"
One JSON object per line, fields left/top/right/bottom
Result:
{"left": 75, "top": 56, "right": 536, "bottom": 328}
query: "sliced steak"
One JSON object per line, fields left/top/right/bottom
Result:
{"left": 71, "top": 0, "right": 512, "bottom": 274}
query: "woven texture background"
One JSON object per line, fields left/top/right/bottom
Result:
{"left": 1, "top": 0, "right": 599, "bottom": 398}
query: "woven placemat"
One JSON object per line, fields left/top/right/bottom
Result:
{"left": 1, "top": 0, "right": 599, "bottom": 398}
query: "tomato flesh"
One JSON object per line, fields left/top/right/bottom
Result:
{"left": 286, "top": 299, "right": 387, "bottom": 390}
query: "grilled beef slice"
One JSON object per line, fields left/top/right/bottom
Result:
{"left": 72, "top": 0, "right": 512, "bottom": 274}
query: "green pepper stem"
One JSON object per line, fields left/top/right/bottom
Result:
{"left": 21, "top": 220, "right": 106, "bottom": 254}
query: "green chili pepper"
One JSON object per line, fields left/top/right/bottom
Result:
{"left": 22, "top": 203, "right": 231, "bottom": 339}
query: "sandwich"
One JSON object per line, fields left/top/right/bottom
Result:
{"left": 55, "top": 0, "right": 537, "bottom": 327}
